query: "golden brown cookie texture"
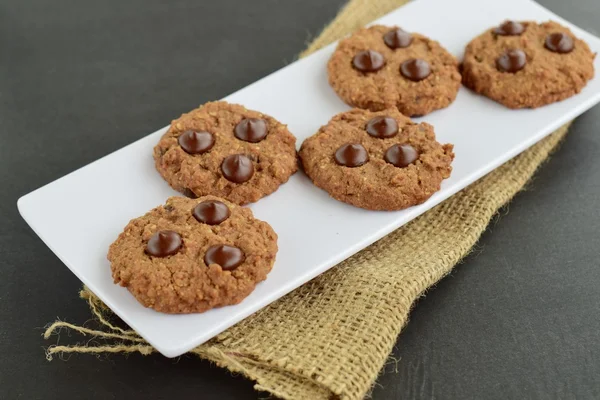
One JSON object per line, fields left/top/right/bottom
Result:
{"left": 108, "top": 196, "right": 278, "bottom": 314}
{"left": 154, "top": 101, "right": 298, "bottom": 205}
{"left": 327, "top": 25, "right": 461, "bottom": 117}
{"left": 462, "top": 20, "right": 595, "bottom": 109}
{"left": 299, "top": 108, "right": 454, "bottom": 211}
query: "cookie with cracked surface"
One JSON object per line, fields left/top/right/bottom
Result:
{"left": 462, "top": 20, "right": 595, "bottom": 109}
{"left": 108, "top": 196, "right": 278, "bottom": 314}
{"left": 154, "top": 101, "right": 298, "bottom": 205}
{"left": 299, "top": 108, "right": 454, "bottom": 211}
{"left": 327, "top": 25, "right": 461, "bottom": 117}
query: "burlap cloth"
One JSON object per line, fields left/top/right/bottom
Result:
{"left": 43, "top": 0, "right": 572, "bottom": 399}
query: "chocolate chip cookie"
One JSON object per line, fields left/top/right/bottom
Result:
{"left": 299, "top": 108, "right": 454, "bottom": 211}
{"left": 462, "top": 20, "right": 595, "bottom": 108}
{"left": 327, "top": 25, "right": 461, "bottom": 117}
{"left": 154, "top": 101, "right": 298, "bottom": 205}
{"left": 108, "top": 196, "right": 278, "bottom": 314}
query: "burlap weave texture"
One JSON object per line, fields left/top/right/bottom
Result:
{"left": 44, "top": 1, "right": 571, "bottom": 399}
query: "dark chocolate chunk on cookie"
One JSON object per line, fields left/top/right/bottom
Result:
{"left": 299, "top": 108, "right": 454, "bottom": 211}
{"left": 462, "top": 20, "right": 595, "bottom": 108}
{"left": 108, "top": 196, "right": 278, "bottom": 314}
{"left": 154, "top": 101, "right": 298, "bottom": 205}
{"left": 327, "top": 25, "right": 461, "bottom": 117}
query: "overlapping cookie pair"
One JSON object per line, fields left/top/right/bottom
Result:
{"left": 109, "top": 103, "right": 298, "bottom": 314}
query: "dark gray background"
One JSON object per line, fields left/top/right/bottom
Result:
{"left": 1, "top": 0, "right": 599, "bottom": 399}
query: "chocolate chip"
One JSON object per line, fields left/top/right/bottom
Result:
{"left": 193, "top": 200, "right": 230, "bottom": 225}
{"left": 204, "top": 245, "right": 245, "bottom": 270}
{"left": 234, "top": 118, "right": 268, "bottom": 143}
{"left": 334, "top": 144, "right": 369, "bottom": 167}
{"left": 145, "top": 231, "right": 182, "bottom": 257}
{"left": 384, "top": 144, "right": 418, "bottom": 167}
{"left": 383, "top": 28, "right": 413, "bottom": 49}
{"left": 164, "top": 204, "right": 175, "bottom": 212}
{"left": 366, "top": 116, "right": 399, "bottom": 138}
{"left": 182, "top": 188, "right": 198, "bottom": 199}
{"left": 221, "top": 154, "right": 254, "bottom": 183}
{"left": 400, "top": 59, "right": 431, "bottom": 81}
{"left": 496, "top": 49, "right": 527, "bottom": 73}
{"left": 545, "top": 33, "right": 574, "bottom": 53}
{"left": 178, "top": 130, "right": 215, "bottom": 154}
{"left": 494, "top": 21, "right": 525, "bottom": 36}
{"left": 352, "top": 50, "right": 385, "bottom": 72}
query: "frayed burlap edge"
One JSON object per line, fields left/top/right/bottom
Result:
{"left": 43, "top": 1, "right": 573, "bottom": 399}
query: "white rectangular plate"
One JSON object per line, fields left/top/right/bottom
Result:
{"left": 18, "top": 0, "right": 600, "bottom": 357}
